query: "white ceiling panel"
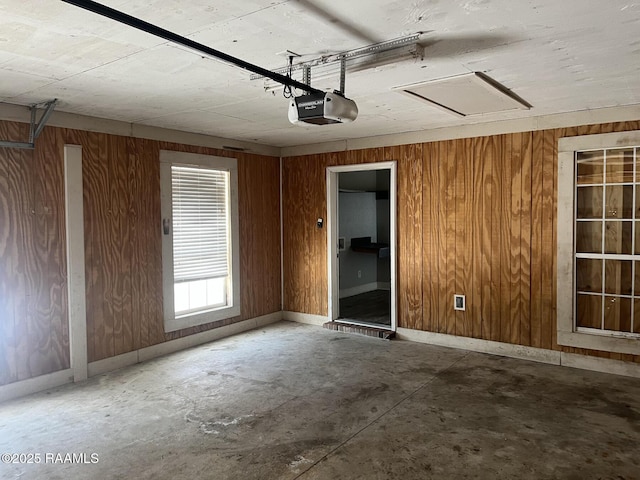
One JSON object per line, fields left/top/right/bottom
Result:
{"left": 395, "top": 72, "right": 530, "bottom": 117}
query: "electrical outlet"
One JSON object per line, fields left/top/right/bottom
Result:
{"left": 454, "top": 294, "right": 465, "bottom": 311}
{"left": 357, "top": 270, "right": 362, "bottom": 279}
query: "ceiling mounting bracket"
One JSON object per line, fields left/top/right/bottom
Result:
{"left": 339, "top": 55, "right": 346, "bottom": 94}
{"left": 0, "top": 99, "right": 58, "bottom": 149}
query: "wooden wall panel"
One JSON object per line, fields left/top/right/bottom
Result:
{"left": 509, "top": 133, "right": 523, "bottom": 345}
{"left": 540, "top": 129, "right": 555, "bottom": 350}
{"left": 459, "top": 138, "right": 473, "bottom": 337}
{"left": 238, "top": 154, "right": 282, "bottom": 319}
{"left": 3, "top": 116, "right": 640, "bottom": 387}
{"left": 1, "top": 121, "right": 281, "bottom": 383}
{"left": 422, "top": 143, "right": 435, "bottom": 332}
{"left": 393, "top": 144, "right": 423, "bottom": 330}
{"left": 520, "top": 132, "right": 533, "bottom": 346}
{"left": 529, "top": 130, "right": 544, "bottom": 347}
{"left": 79, "top": 136, "right": 282, "bottom": 357}
{"left": 436, "top": 142, "right": 449, "bottom": 333}
{"left": 282, "top": 121, "right": 640, "bottom": 365}
{"left": 499, "top": 135, "right": 513, "bottom": 345}
{"left": 443, "top": 141, "right": 456, "bottom": 335}
{"left": 283, "top": 154, "right": 314, "bottom": 314}
{"left": 83, "top": 132, "right": 111, "bottom": 361}
{"left": 32, "top": 127, "right": 68, "bottom": 373}
{"left": 470, "top": 137, "right": 484, "bottom": 339}
{"left": 479, "top": 136, "right": 494, "bottom": 340}
{"left": 489, "top": 135, "right": 502, "bottom": 343}
{"left": 0, "top": 121, "right": 69, "bottom": 386}
{"left": 0, "top": 129, "right": 13, "bottom": 385}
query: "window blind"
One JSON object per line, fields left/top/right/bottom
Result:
{"left": 171, "top": 165, "right": 229, "bottom": 283}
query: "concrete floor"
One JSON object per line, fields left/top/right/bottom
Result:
{"left": 1, "top": 321, "right": 639, "bottom": 480}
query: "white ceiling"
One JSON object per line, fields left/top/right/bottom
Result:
{"left": 1, "top": 0, "right": 639, "bottom": 148}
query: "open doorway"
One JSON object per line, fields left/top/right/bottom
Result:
{"left": 327, "top": 162, "right": 397, "bottom": 331}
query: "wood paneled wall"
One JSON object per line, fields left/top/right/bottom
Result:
{"left": 0, "top": 121, "right": 281, "bottom": 385}
{"left": 0, "top": 122, "right": 68, "bottom": 385}
{"left": 282, "top": 121, "right": 640, "bottom": 364}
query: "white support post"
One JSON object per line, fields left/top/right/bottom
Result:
{"left": 64, "top": 145, "right": 88, "bottom": 382}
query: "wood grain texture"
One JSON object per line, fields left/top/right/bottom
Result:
{"left": 5, "top": 117, "right": 640, "bottom": 387}
{"left": 283, "top": 154, "right": 319, "bottom": 315}
{"left": 540, "top": 129, "right": 556, "bottom": 350}
{"left": 471, "top": 137, "right": 484, "bottom": 339}
{"left": 444, "top": 140, "right": 456, "bottom": 335}
{"left": 394, "top": 144, "right": 423, "bottom": 330}
{"left": 500, "top": 135, "right": 513, "bottom": 345}
{"left": 422, "top": 143, "right": 435, "bottom": 333}
{"left": 282, "top": 122, "right": 640, "bottom": 365}
{"left": 489, "top": 135, "right": 503, "bottom": 343}
{"left": 480, "top": 136, "right": 494, "bottom": 340}
{"left": 0, "top": 122, "right": 69, "bottom": 386}
{"left": 436, "top": 141, "right": 448, "bottom": 334}
{"left": 460, "top": 138, "right": 473, "bottom": 337}
{"left": 520, "top": 131, "right": 533, "bottom": 347}
{"left": 530, "top": 130, "right": 544, "bottom": 347}
{"left": 509, "top": 133, "right": 524, "bottom": 345}
{"left": 238, "top": 154, "right": 282, "bottom": 319}
{"left": 1, "top": 121, "right": 282, "bottom": 383}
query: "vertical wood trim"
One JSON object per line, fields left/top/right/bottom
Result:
{"left": 500, "top": 135, "right": 513, "bottom": 344}
{"left": 64, "top": 145, "right": 88, "bottom": 382}
{"left": 480, "top": 136, "right": 493, "bottom": 339}
{"left": 510, "top": 133, "right": 523, "bottom": 344}
{"left": 471, "top": 137, "right": 483, "bottom": 338}
{"left": 543, "top": 129, "right": 557, "bottom": 350}
{"left": 396, "top": 145, "right": 423, "bottom": 328}
{"left": 489, "top": 135, "right": 502, "bottom": 341}
{"left": 540, "top": 130, "right": 556, "bottom": 349}
{"left": 410, "top": 144, "right": 424, "bottom": 330}
{"left": 127, "top": 137, "right": 141, "bottom": 352}
{"left": 445, "top": 141, "right": 456, "bottom": 335}
{"left": 436, "top": 142, "right": 448, "bottom": 333}
{"left": 530, "top": 130, "right": 544, "bottom": 347}
{"left": 83, "top": 132, "right": 106, "bottom": 361}
{"left": 422, "top": 143, "right": 433, "bottom": 332}
{"left": 454, "top": 139, "right": 464, "bottom": 335}
{"left": 520, "top": 131, "right": 533, "bottom": 346}
{"left": 461, "top": 137, "right": 474, "bottom": 337}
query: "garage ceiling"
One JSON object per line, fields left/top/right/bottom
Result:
{"left": 1, "top": 0, "right": 639, "bottom": 148}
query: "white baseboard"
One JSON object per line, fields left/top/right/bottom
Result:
{"left": 0, "top": 369, "right": 73, "bottom": 403}
{"left": 4, "top": 315, "right": 639, "bottom": 403}
{"left": 561, "top": 352, "right": 640, "bottom": 379}
{"left": 377, "top": 282, "right": 391, "bottom": 291}
{"left": 396, "top": 328, "right": 561, "bottom": 365}
{"left": 139, "top": 311, "right": 281, "bottom": 362}
{"left": 283, "top": 311, "right": 328, "bottom": 326}
{"left": 397, "top": 327, "right": 640, "bottom": 378}
{"left": 1, "top": 312, "right": 282, "bottom": 403}
{"left": 89, "top": 311, "right": 283, "bottom": 374}
{"left": 88, "top": 351, "right": 139, "bottom": 378}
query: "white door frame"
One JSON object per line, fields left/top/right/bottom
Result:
{"left": 326, "top": 161, "right": 397, "bottom": 331}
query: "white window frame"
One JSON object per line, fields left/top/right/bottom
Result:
{"left": 160, "top": 150, "right": 240, "bottom": 332}
{"left": 557, "top": 130, "right": 640, "bottom": 355}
